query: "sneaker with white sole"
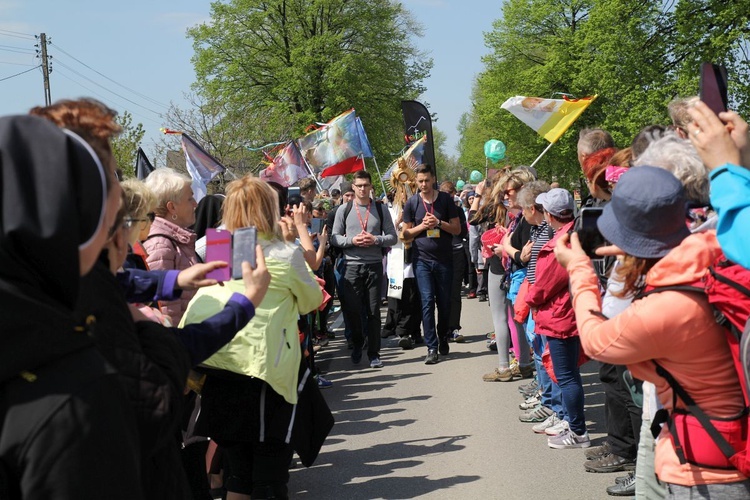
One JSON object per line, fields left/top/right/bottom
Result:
{"left": 450, "top": 329, "right": 465, "bottom": 343}
{"left": 532, "top": 414, "right": 560, "bottom": 434}
{"left": 544, "top": 419, "right": 570, "bottom": 436}
{"left": 519, "top": 394, "right": 541, "bottom": 410}
{"left": 370, "top": 358, "right": 384, "bottom": 368}
{"left": 519, "top": 405, "right": 553, "bottom": 423}
{"left": 547, "top": 428, "right": 591, "bottom": 449}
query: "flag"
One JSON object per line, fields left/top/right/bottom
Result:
{"left": 135, "top": 147, "right": 155, "bottom": 180}
{"left": 181, "top": 133, "right": 226, "bottom": 202}
{"left": 298, "top": 109, "right": 367, "bottom": 170}
{"left": 501, "top": 95, "right": 598, "bottom": 143}
{"left": 319, "top": 175, "right": 344, "bottom": 192}
{"left": 320, "top": 156, "right": 365, "bottom": 178}
{"left": 355, "top": 117, "right": 373, "bottom": 158}
{"left": 258, "top": 141, "right": 311, "bottom": 187}
{"left": 401, "top": 100, "right": 436, "bottom": 171}
{"left": 382, "top": 135, "right": 426, "bottom": 181}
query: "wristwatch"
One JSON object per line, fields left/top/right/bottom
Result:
{"left": 437, "top": 220, "right": 442, "bottom": 229}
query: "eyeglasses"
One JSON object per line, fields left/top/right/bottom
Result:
{"left": 123, "top": 213, "right": 155, "bottom": 229}
{"left": 504, "top": 188, "right": 517, "bottom": 197}
{"left": 353, "top": 183, "right": 371, "bottom": 189}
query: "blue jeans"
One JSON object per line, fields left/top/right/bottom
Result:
{"left": 547, "top": 336, "right": 586, "bottom": 435}
{"left": 528, "top": 322, "right": 563, "bottom": 419}
{"left": 413, "top": 259, "right": 453, "bottom": 351}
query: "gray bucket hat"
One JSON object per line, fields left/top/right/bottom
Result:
{"left": 597, "top": 166, "right": 690, "bottom": 259}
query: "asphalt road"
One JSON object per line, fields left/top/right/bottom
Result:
{"left": 289, "top": 295, "right": 623, "bottom": 499}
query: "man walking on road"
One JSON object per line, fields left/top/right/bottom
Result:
{"left": 402, "top": 165, "right": 462, "bottom": 364}
{"left": 331, "top": 171, "right": 397, "bottom": 368}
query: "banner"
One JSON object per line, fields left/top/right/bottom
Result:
{"left": 181, "top": 133, "right": 226, "bottom": 202}
{"left": 258, "top": 141, "right": 310, "bottom": 187}
{"left": 382, "top": 135, "right": 426, "bottom": 181}
{"left": 135, "top": 147, "right": 155, "bottom": 180}
{"left": 401, "top": 100, "right": 436, "bottom": 172}
{"left": 298, "top": 109, "right": 365, "bottom": 170}
{"left": 500, "top": 95, "right": 598, "bottom": 143}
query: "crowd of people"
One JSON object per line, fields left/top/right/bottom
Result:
{"left": 1, "top": 94, "right": 749, "bottom": 500}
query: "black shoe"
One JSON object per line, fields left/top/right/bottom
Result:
{"left": 438, "top": 338, "right": 450, "bottom": 356}
{"left": 425, "top": 350, "right": 439, "bottom": 364}
{"left": 614, "top": 475, "right": 630, "bottom": 486}
{"left": 585, "top": 453, "right": 636, "bottom": 473}
{"left": 398, "top": 336, "right": 414, "bottom": 350}
{"left": 606, "top": 472, "right": 635, "bottom": 496}
{"left": 478, "top": 294, "right": 487, "bottom": 302}
{"left": 351, "top": 345, "right": 363, "bottom": 364}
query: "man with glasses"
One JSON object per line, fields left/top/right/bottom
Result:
{"left": 402, "top": 165, "right": 462, "bottom": 364}
{"left": 331, "top": 171, "right": 397, "bottom": 368}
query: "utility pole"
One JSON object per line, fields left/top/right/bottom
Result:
{"left": 35, "top": 33, "right": 52, "bottom": 106}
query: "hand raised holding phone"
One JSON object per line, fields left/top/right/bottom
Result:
{"left": 240, "top": 245, "right": 271, "bottom": 308}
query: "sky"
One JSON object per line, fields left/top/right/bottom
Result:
{"left": 0, "top": 0, "right": 500, "bottom": 161}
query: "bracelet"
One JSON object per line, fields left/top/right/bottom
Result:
{"left": 475, "top": 194, "right": 482, "bottom": 198}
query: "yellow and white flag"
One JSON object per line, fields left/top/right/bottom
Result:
{"left": 501, "top": 95, "right": 598, "bottom": 143}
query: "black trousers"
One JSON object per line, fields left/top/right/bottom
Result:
{"left": 448, "top": 249, "right": 466, "bottom": 331}
{"left": 383, "top": 277, "right": 422, "bottom": 339}
{"left": 599, "top": 362, "right": 642, "bottom": 460}
{"left": 339, "top": 262, "right": 383, "bottom": 359}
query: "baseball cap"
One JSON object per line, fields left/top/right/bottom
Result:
{"left": 535, "top": 188, "right": 575, "bottom": 217}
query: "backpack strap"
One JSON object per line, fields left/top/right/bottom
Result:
{"left": 653, "top": 360, "right": 741, "bottom": 464}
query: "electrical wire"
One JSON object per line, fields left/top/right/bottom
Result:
{"left": 0, "top": 46, "right": 35, "bottom": 55}
{"left": 50, "top": 42, "right": 170, "bottom": 110}
{"left": 0, "top": 60, "right": 36, "bottom": 66}
{"left": 53, "top": 59, "right": 164, "bottom": 118}
{"left": 54, "top": 68, "right": 165, "bottom": 128}
{"left": 0, "top": 29, "right": 35, "bottom": 40}
{"left": 0, "top": 65, "right": 40, "bottom": 83}
{"left": 0, "top": 44, "right": 35, "bottom": 53}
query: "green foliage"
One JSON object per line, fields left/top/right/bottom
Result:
{"left": 460, "top": 0, "right": 750, "bottom": 187}
{"left": 111, "top": 111, "right": 145, "bottom": 178}
{"left": 188, "top": 0, "right": 432, "bottom": 166}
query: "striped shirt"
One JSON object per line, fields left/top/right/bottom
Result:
{"left": 527, "top": 222, "right": 553, "bottom": 285}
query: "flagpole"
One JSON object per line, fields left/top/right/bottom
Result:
{"left": 529, "top": 141, "right": 555, "bottom": 170}
{"left": 293, "top": 140, "right": 324, "bottom": 191}
{"left": 369, "top": 156, "right": 388, "bottom": 195}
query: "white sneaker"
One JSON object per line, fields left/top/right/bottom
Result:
{"left": 548, "top": 429, "right": 591, "bottom": 449}
{"left": 370, "top": 358, "right": 384, "bottom": 369}
{"left": 532, "top": 414, "right": 559, "bottom": 434}
{"left": 519, "top": 394, "right": 541, "bottom": 410}
{"left": 545, "top": 419, "right": 570, "bottom": 436}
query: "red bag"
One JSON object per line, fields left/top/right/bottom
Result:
{"left": 541, "top": 341, "right": 590, "bottom": 384}
{"left": 513, "top": 279, "right": 531, "bottom": 323}
{"left": 480, "top": 227, "right": 507, "bottom": 260}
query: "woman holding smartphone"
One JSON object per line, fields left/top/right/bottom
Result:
{"left": 181, "top": 176, "right": 322, "bottom": 500}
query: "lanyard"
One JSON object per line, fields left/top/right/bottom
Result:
{"left": 421, "top": 194, "right": 435, "bottom": 217}
{"left": 355, "top": 202, "right": 371, "bottom": 232}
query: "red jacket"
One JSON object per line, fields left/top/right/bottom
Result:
{"left": 526, "top": 220, "right": 577, "bottom": 339}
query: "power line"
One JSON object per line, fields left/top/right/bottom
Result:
{"left": 0, "top": 44, "right": 34, "bottom": 53}
{"left": 54, "top": 67, "right": 165, "bottom": 128}
{"left": 0, "top": 60, "right": 36, "bottom": 66}
{"left": 0, "top": 46, "right": 35, "bottom": 55}
{"left": 53, "top": 59, "right": 164, "bottom": 117}
{"left": 0, "top": 29, "right": 35, "bottom": 40}
{"left": 49, "top": 42, "right": 170, "bottom": 110}
{"left": 0, "top": 65, "right": 40, "bottom": 83}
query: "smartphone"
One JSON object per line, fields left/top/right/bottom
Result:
{"left": 699, "top": 62, "right": 728, "bottom": 116}
{"left": 205, "top": 228, "right": 232, "bottom": 281}
{"left": 577, "top": 207, "right": 606, "bottom": 260}
{"left": 231, "top": 227, "right": 258, "bottom": 279}
{"left": 288, "top": 186, "right": 301, "bottom": 199}
{"left": 310, "top": 217, "right": 324, "bottom": 235}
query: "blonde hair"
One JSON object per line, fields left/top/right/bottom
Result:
{"left": 222, "top": 175, "right": 282, "bottom": 239}
{"left": 668, "top": 96, "right": 699, "bottom": 131}
{"left": 144, "top": 168, "right": 192, "bottom": 217}
{"left": 121, "top": 178, "right": 156, "bottom": 220}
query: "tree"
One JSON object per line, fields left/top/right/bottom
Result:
{"left": 459, "top": 0, "right": 749, "bottom": 187}
{"left": 111, "top": 111, "right": 145, "bottom": 178}
{"left": 187, "top": 0, "right": 432, "bottom": 162}
{"left": 432, "top": 128, "right": 467, "bottom": 184}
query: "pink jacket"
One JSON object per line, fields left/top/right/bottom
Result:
{"left": 143, "top": 217, "right": 198, "bottom": 325}
{"left": 567, "top": 231, "right": 746, "bottom": 486}
{"left": 526, "top": 221, "right": 577, "bottom": 339}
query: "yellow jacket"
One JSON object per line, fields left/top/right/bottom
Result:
{"left": 180, "top": 239, "right": 322, "bottom": 404}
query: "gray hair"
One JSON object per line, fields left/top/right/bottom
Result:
{"left": 634, "top": 135, "right": 709, "bottom": 204}
{"left": 668, "top": 96, "right": 699, "bottom": 131}
{"left": 517, "top": 180, "right": 551, "bottom": 209}
{"left": 144, "top": 167, "right": 192, "bottom": 215}
{"left": 578, "top": 128, "right": 614, "bottom": 155}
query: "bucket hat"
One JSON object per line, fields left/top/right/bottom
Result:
{"left": 597, "top": 166, "right": 690, "bottom": 259}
